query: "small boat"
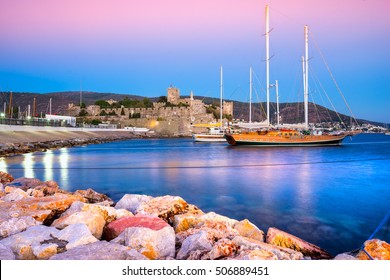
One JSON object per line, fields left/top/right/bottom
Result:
{"left": 192, "top": 127, "right": 226, "bottom": 142}
{"left": 225, "top": 5, "right": 351, "bottom": 147}
{"left": 192, "top": 66, "right": 227, "bottom": 142}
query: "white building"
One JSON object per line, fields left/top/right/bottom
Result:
{"left": 45, "top": 114, "right": 76, "bottom": 127}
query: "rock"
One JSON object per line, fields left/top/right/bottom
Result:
{"left": 333, "top": 253, "right": 358, "bottom": 260}
{"left": 51, "top": 211, "right": 106, "bottom": 239}
{"left": 202, "top": 238, "right": 238, "bottom": 260}
{"left": 173, "top": 205, "right": 204, "bottom": 233}
{"left": 357, "top": 239, "right": 390, "bottom": 260}
{"left": 123, "top": 220, "right": 175, "bottom": 260}
{"left": 115, "top": 194, "right": 153, "bottom": 213}
{"left": 0, "top": 193, "right": 85, "bottom": 224}
{"left": 0, "top": 243, "right": 15, "bottom": 260}
{"left": 176, "top": 230, "right": 213, "bottom": 260}
{"left": 0, "top": 171, "right": 14, "bottom": 184}
{"left": 230, "top": 249, "right": 280, "bottom": 260}
{"left": 0, "top": 216, "right": 41, "bottom": 238}
{"left": 234, "top": 219, "right": 265, "bottom": 242}
{"left": 104, "top": 215, "right": 170, "bottom": 241}
{"left": 32, "top": 243, "right": 58, "bottom": 260}
{"left": 62, "top": 201, "right": 121, "bottom": 223}
{"left": 0, "top": 225, "right": 60, "bottom": 259}
{"left": 136, "top": 195, "right": 188, "bottom": 224}
{"left": 125, "top": 249, "right": 149, "bottom": 260}
{"left": 55, "top": 223, "right": 98, "bottom": 250}
{"left": 5, "top": 177, "right": 44, "bottom": 191}
{"left": 33, "top": 181, "right": 63, "bottom": 196}
{"left": 232, "top": 236, "right": 304, "bottom": 260}
{"left": 50, "top": 241, "right": 133, "bottom": 260}
{"left": 2, "top": 187, "right": 29, "bottom": 202}
{"left": 73, "top": 188, "right": 114, "bottom": 205}
{"left": 0, "top": 183, "right": 4, "bottom": 192}
{"left": 266, "top": 227, "right": 333, "bottom": 259}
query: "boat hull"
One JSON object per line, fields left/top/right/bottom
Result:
{"left": 192, "top": 134, "right": 226, "bottom": 142}
{"left": 224, "top": 133, "right": 346, "bottom": 147}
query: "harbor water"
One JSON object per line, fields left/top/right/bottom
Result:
{"left": 1, "top": 133, "right": 390, "bottom": 256}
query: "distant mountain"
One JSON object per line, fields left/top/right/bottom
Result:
{"left": 0, "top": 91, "right": 382, "bottom": 126}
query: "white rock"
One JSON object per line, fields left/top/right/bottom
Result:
{"left": 176, "top": 230, "right": 213, "bottom": 260}
{"left": 2, "top": 188, "right": 28, "bottom": 202}
{"left": 32, "top": 243, "right": 58, "bottom": 260}
{"left": 55, "top": 223, "right": 98, "bottom": 250}
{"left": 0, "top": 243, "right": 15, "bottom": 260}
{"left": 115, "top": 194, "right": 153, "bottom": 213}
{"left": 124, "top": 225, "right": 175, "bottom": 260}
{"left": 0, "top": 216, "right": 41, "bottom": 238}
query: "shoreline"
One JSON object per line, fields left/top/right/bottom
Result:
{"left": 0, "top": 171, "right": 388, "bottom": 260}
{"left": 0, "top": 129, "right": 147, "bottom": 157}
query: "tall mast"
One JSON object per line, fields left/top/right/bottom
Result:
{"left": 275, "top": 80, "right": 280, "bottom": 126}
{"left": 249, "top": 66, "right": 252, "bottom": 123}
{"left": 304, "top": 25, "right": 309, "bottom": 129}
{"left": 265, "top": 5, "right": 270, "bottom": 126}
{"left": 220, "top": 66, "right": 223, "bottom": 129}
{"left": 49, "top": 98, "right": 52, "bottom": 115}
{"left": 8, "top": 91, "right": 12, "bottom": 117}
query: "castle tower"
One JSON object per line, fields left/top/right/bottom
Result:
{"left": 223, "top": 101, "right": 234, "bottom": 116}
{"left": 167, "top": 86, "right": 180, "bottom": 104}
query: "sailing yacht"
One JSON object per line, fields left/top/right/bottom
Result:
{"left": 225, "top": 6, "right": 349, "bottom": 147}
{"left": 192, "top": 66, "right": 226, "bottom": 142}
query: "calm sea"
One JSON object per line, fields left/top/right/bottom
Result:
{"left": 1, "top": 133, "right": 390, "bottom": 256}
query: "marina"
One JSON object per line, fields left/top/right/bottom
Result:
{"left": 2, "top": 133, "right": 389, "bottom": 256}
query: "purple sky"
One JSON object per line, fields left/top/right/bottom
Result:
{"left": 0, "top": 0, "right": 389, "bottom": 123}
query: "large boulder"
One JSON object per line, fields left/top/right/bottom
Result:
{"left": 50, "top": 241, "right": 134, "bottom": 260}
{"left": 176, "top": 230, "right": 213, "bottom": 260}
{"left": 0, "top": 216, "right": 41, "bottom": 238}
{"left": 2, "top": 187, "right": 29, "bottom": 202}
{"left": 0, "top": 243, "right": 15, "bottom": 260}
{"left": 108, "top": 216, "right": 175, "bottom": 260}
{"left": 136, "top": 195, "right": 188, "bottom": 224}
{"left": 73, "top": 188, "right": 114, "bottom": 206}
{"left": 0, "top": 171, "right": 14, "bottom": 184}
{"left": 266, "top": 227, "right": 333, "bottom": 259}
{"left": 114, "top": 194, "right": 152, "bottom": 213}
{"left": 5, "top": 177, "right": 44, "bottom": 191}
{"left": 357, "top": 239, "right": 390, "bottom": 260}
{"left": 233, "top": 219, "right": 264, "bottom": 242}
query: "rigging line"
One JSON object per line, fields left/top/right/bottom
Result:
{"left": 310, "top": 68, "right": 334, "bottom": 122}
{"left": 310, "top": 32, "right": 360, "bottom": 126}
{"left": 7, "top": 157, "right": 390, "bottom": 170}
{"left": 309, "top": 64, "right": 346, "bottom": 127}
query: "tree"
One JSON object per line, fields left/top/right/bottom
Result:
{"left": 79, "top": 109, "right": 88, "bottom": 116}
{"left": 120, "top": 108, "right": 125, "bottom": 116}
{"left": 100, "top": 110, "right": 107, "bottom": 116}
{"left": 158, "top": 96, "right": 167, "bottom": 103}
{"left": 91, "top": 119, "right": 102, "bottom": 125}
{"left": 95, "top": 100, "right": 110, "bottom": 108}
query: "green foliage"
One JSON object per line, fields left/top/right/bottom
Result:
{"left": 157, "top": 117, "right": 164, "bottom": 121}
{"left": 100, "top": 110, "right": 107, "bottom": 116}
{"left": 95, "top": 100, "right": 110, "bottom": 108}
{"left": 80, "top": 102, "right": 86, "bottom": 108}
{"left": 223, "top": 114, "right": 233, "bottom": 121}
{"left": 158, "top": 96, "right": 167, "bottom": 103}
{"left": 79, "top": 109, "right": 88, "bottom": 116}
{"left": 91, "top": 119, "right": 102, "bottom": 125}
{"left": 120, "top": 108, "right": 125, "bottom": 115}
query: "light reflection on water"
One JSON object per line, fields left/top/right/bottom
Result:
{"left": 2, "top": 133, "right": 390, "bottom": 255}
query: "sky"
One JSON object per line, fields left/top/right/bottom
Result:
{"left": 0, "top": 0, "right": 389, "bottom": 123}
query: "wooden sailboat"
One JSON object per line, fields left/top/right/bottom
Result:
{"left": 192, "top": 66, "right": 226, "bottom": 142}
{"left": 225, "top": 6, "right": 349, "bottom": 147}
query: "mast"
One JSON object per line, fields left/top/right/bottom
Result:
{"left": 304, "top": 25, "right": 309, "bottom": 129}
{"left": 8, "top": 91, "right": 12, "bottom": 117}
{"left": 265, "top": 5, "right": 270, "bottom": 126}
{"left": 33, "top": 97, "right": 36, "bottom": 118}
{"left": 220, "top": 66, "right": 223, "bottom": 129}
{"left": 49, "top": 98, "right": 52, "bottom": 115}
{"left": 249, "top": 66, "right": 252, "bottom": 123}
{"left": 275, "top": 80, "right": 280, "bottom": 126}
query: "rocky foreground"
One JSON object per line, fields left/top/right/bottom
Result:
{"left": 0, "top": 171, "right": 388, "bottom": 260}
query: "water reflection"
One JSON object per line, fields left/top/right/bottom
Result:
{"left": 22, "top": 153, "right": 35, "bottom": 178}
{"left": 43, "top": 150, "right": 54, "bottom": 182}
{"left": 59, "top": 148, "right": 69, "bottom": 189}
{"left": 0, "top": 158, "right": 8, "bottom": 173}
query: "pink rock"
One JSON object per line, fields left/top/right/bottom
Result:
{"left": 103, "top": 216, "right": 170, "bottom": 241}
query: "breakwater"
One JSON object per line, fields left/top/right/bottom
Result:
{"left": 0, "top": 171, "right": 388, "bottom": 260}
{"left": 0, "top": 130, "right": 141, "bottom": 157}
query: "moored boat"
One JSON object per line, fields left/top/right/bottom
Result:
{"left": 225, "top": 5, "right": 354, "bottom": 147}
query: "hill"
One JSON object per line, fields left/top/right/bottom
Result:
{"left": 0, "top": 91, "right": 382, "bottom": 126}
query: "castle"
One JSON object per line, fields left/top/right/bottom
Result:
{"left": 67, "top": 87, "right": 233, "bottom": 136}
